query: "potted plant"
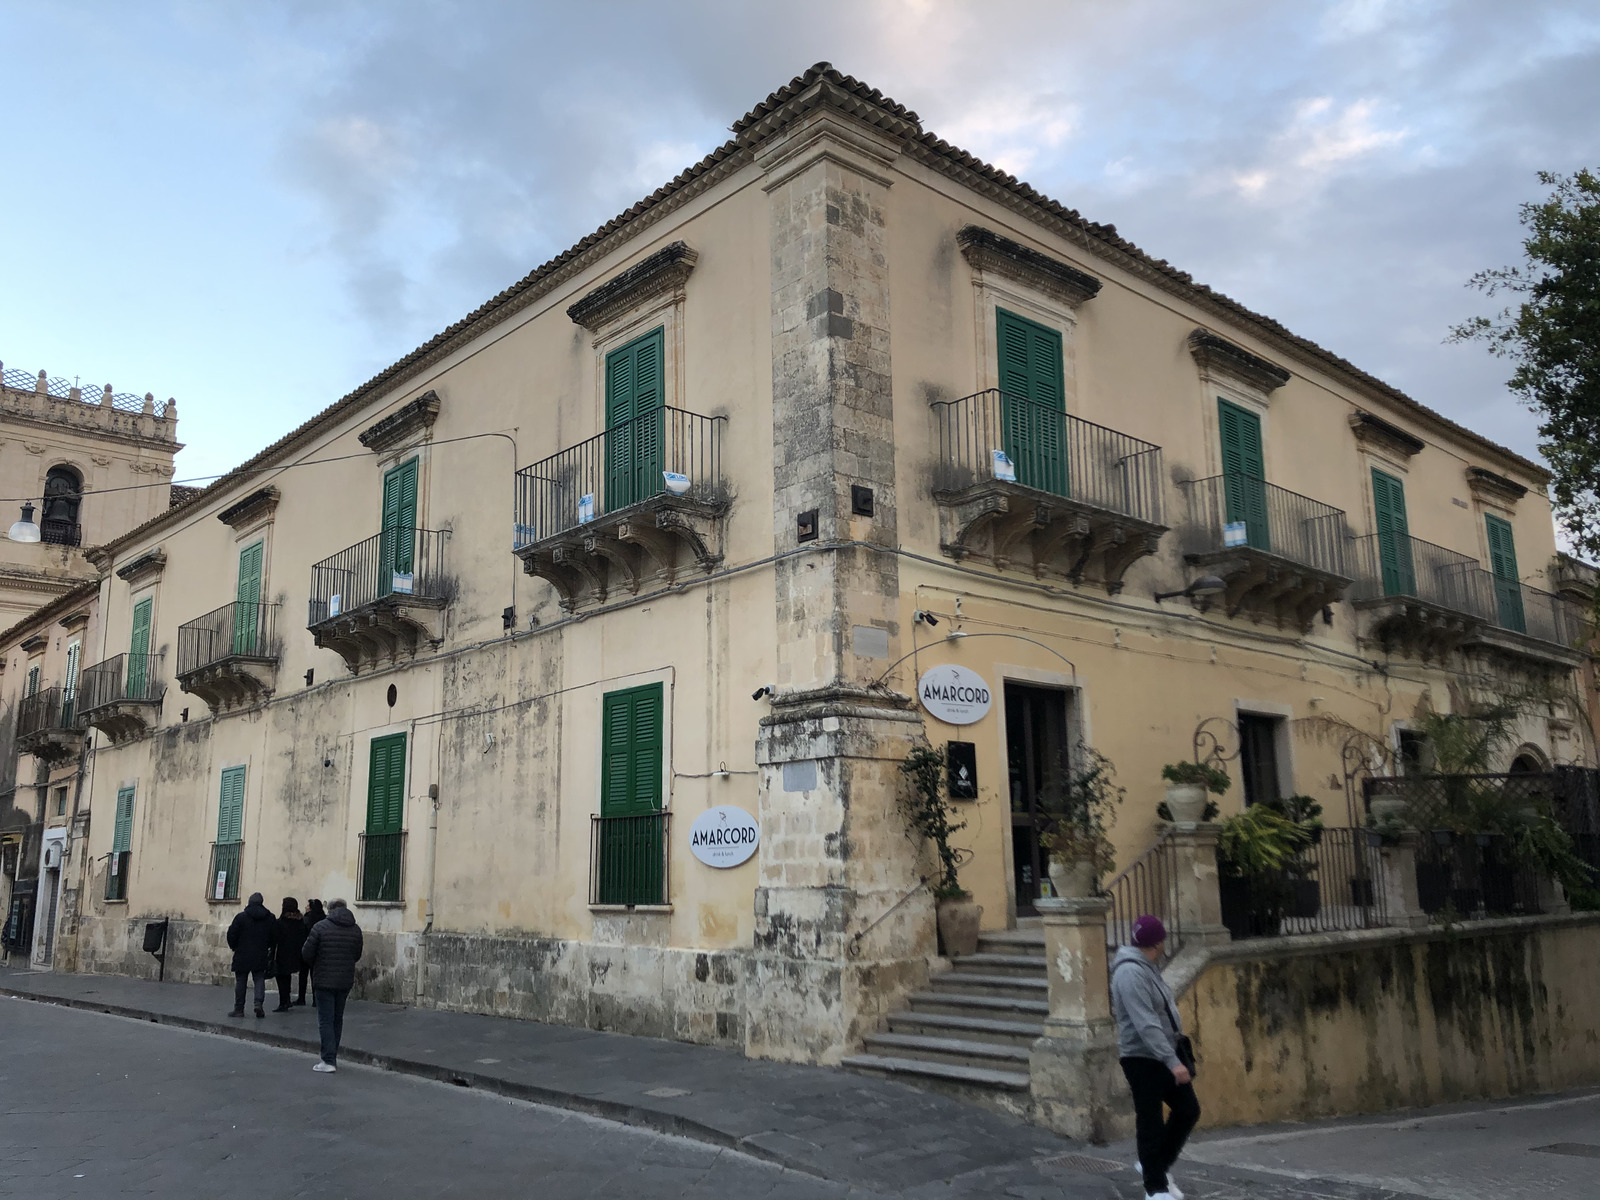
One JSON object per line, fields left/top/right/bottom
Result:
{"left": 1159, "top": 760, "right": 1230, "bottom": 823}
{"left": 1216, "top": 804, "right": 1312, "bottom": 938}
{"left": 899, "top": 746, "right": 981, "bottom": 956}
{"left": 1260, "top": 794, "right": 1324, "bottom": 918}
{"left": 1038, "top": 748, "right": 1124, "bottom": 898}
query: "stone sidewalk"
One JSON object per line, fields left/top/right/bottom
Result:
{"left": 0, "top": 966, "right": 1118, "bottom": 1199}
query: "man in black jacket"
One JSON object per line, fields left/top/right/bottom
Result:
{"left": 226, "top": 892, "right": 276, "bottom": 1019}
{"left": 301, "top": 898, "right": 363, "bottom": 1073}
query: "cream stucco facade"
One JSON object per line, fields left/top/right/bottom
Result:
{"left": 25, "top": 67, "right": 1589, "bottom": 1070}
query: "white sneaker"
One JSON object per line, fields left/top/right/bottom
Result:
{"left": 1146, "top": 1194, "right": 1174, "bottom": 1200}
{"left": 1136, "top": 1165, "right": 1182, "bottom": 1200}
{"left": 312, "top": 1060, "right": 337, "bottom": 1073}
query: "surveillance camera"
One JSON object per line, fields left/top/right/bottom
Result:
{"left": 913, "top": 610, "right": 939, "bottom": 627}
{"left": 752, "top": 685, "right": 774, "bottom": 701}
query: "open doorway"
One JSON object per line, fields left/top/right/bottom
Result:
{"left": 1237, "top": 712, "right": 1285, "bottom": 807}
{"left": 1006, "top": 682, "right": 1073, "bottom": 917}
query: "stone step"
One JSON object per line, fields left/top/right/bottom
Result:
{"left": 886, "top": 1009, "right": 1045, "bottom": 1048}
{"left": 907, "top": 989, "right": 1049, "bottom": 1019}
{"left": 975, "top": 929, "right": 1047, "bottom": 957}
{"left": 863, "top": 1031, "right": 1031, "bottom": 1071}
{"left": 948, "top": 952, "right": 1050, "bottom": 978}
{"left": 841, "top": 1053, "right": 1032, "bottom": 1093}
{"left": 928, "top": 972, "right": 1049, "bottom": 1000}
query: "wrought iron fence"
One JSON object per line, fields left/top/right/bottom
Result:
{"left": 1488, "top": 578, "right": 1582, "bottom": 646}
{"left": 514, "top": 408, "right": 726, "bottom": 548}
{"left": 1551, "top": 766, "right": 1600, "bottom": 883}
{"left": 358, "top": 832, "right": 406, "bottom": 902}
{"left": 17, "top": 686, "right": 81, "bottom": 739}
{"left": 308, "top": 528, "right": 448, "bottom": 627}
{"left": 1218, "top": 827, "right": 1390, "bottom": 939}
{"left": 1350, "top": 532, "right": 1497, "bottom": 619}
{"left": 1104, "top": 829, "right": 1183, "bottom": 962}
{"left": 209, "top": 841, "right": 243, "bottom": 902}
{"left": 930, "top": 389, "right": 1164, "bottom": 525}
{"left": 105, "top": 850, "right": 131, "bottom": 901}
{"left": 1414, "top": 832, "right": 1542, "bottom": 918}
{"left": 1177, "top": 473, "right": 1349, "bottom": 574}
{"left": 79, "top": 653, "right": 165, "bottom": 713}
{"left": 177, "top": 602, "right": 279, "bottom": 677}
{"left": 590, "top": 812, "right": 671, "bottom": 907}
{"left": 40, "top": 519, "right": 81, "bottom": 547}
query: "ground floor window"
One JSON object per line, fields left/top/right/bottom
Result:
{"left": 107, "top": 786, "right": 134, "bottom": 901}
{"left": 360, "top": 733, "right": 407, "bottom": 902}
{"left": 594, "top": 683, "right": 666, "bottom": 906}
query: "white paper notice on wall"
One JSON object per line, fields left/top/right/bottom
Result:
{"left": 992, "top": 450, "right": 1017, "bottom": 482}
{"left": 917, "top": 664, "right": 993, "bottom": 725}
{"left": 391, "top": 572, "right": 414, "bottom": 595}
{"left": 1223, "top": 521, "right": 1248, "bottom": 547}
{"left": 328, "top": 594, "right": 342, "bottom": 617}
{"left": 688, "top": 805, "right": 760, "bottom": 868}
{"left": 215, "top": 871, "right": 227, "bottom": 900}
{"left": 110, "top": 855, "right": 119, "bottom": 876}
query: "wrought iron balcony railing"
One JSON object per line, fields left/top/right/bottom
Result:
{"left": 1487, "top": 577, "right": 1583, "bottom": 647}
{"left": 590, "top": 812, "right": 670, "bottom": 907}
{"left": 1351, "top": 533, "right": 1497, "bottom": 620}
{"left": 514, "top": 407, "right": 726, "bottom": 548}
{"left": 17, "top": 686, "right": 83, "bottom": 740}
{"left": 1177, "top": 473, "right": 1350, "bottom": 576}
{"left": 79, "top": 653, "right": 166, "bottom": 713}
{"left": 178, "top": 602, "right": 279, "bottom": 676}
{"left": 40, "top": 518, "right": 81, "bottom": 547}
{"left": 308, "top": 528, "right": 448, "bottom": 628}
{"left": 105, "top": 850, "right": 131, "bottom": 901}
{"left": 209, "top": 841, "right": 243, "bottom": 902}
{"left": 930, "top": 389, "right": 1164, "bottom": 525}
{"left": 358, "top": 832, "right": 406, "bottom": 903}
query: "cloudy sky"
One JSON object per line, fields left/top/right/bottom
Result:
{"left": 3, "top": 1, "right": 1597, "bottom": 483}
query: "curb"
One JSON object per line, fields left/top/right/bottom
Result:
{"left": 0, "top": 984, "right": 822, "bottom": 1178}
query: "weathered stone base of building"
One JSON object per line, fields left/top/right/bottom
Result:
{"left": 72, "top": 914, "right": 749, "bottom": 1047}
{"left": 1181, "top": 914, "right": 1600, "bottom": 1127}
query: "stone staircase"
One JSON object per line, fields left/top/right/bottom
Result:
{"left": 841, "top": 925, "right": 1046, "bottom": 1117}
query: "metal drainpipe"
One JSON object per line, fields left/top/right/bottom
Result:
{"left": 415, "top": 782, "right": 439, "bottom": 1005}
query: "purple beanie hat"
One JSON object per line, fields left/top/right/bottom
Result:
{"left": 1131, "top": 915, "right": 1167, "bottom": 947}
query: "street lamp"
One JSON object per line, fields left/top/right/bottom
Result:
{"left": 7, "top": 503, "right": 40, "bottom": 543}
{"left": 1153, "top": 573, "right": 1227, "bottom": 604}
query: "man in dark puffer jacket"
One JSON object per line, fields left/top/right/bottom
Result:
{"left": 226, "top": 892, "right": 277, "bottom": 1019}
{"left": 301, "top": 898, "right": 363, "bottom": 1072}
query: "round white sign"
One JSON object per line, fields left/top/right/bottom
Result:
{"left": 688, "top": 805, "right": 761, "bottom": 868}
{"left": 917, "top": 664, "right": 993, "bottom": 725}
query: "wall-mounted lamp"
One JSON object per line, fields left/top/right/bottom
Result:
{"left": 7, "top": 503, "right": 40, "bottom": 544}
{"left": 913, "top": 609, "right": 939, "bottom": 627}
{"left": 1153, "top": 574, "right": 1227, "bottom": 604}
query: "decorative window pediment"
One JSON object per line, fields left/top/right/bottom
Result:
{"left": 957, "top": 225, "right": 1101, "bottom": 309}
{"left": 1466, "top": 465, "right": 1528, "bottom": 508}
{"left": 567, "top": 242, "right": 699, "bottom": 332}
{"left": 216, "top": 486, "right": 281, "bottom": 530}
{"left": 1188, "top": 329, "right": 1290, "bottom": 394}
{"left": 359, "top": 391, "right": 441, "bottom": 454}
{"left": 1348, "top": 410, "right": 1425, "bottom": 460}
{"left": 115, "top": 549, "right": 166, "bottom": 586}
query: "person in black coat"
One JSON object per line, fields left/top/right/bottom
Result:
{"left": 272, "top": 898, "right": 310, "bottom": 1011}
{"left": 302, "top": 899, "right": 326, "bottom": 1001}
{"left": 302, "top": 898, "right": 363, "bottom": 1072}
{"left": 226, "top": 892, "right": 276, "bottom": 1018}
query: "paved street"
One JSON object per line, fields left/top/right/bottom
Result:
{"left": 0, "top": 1000, "right": 866, "bottom": 1200}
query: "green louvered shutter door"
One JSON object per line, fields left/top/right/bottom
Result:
{"left": 1485, "top": 514, "right": 1525, "bottom": 633}
{"left": 604, "top": 327, "right": 665, "bottom": 512}
{"left": 217, "top": 766, "right": 246, "bottom": 844}
{"left": 25, "top": 664, "right": 40, "bottom": 697}
{"left": 62, "top": 640, "right": 81, "bottom": 725}
{"left": 996, "top": 308, "right": 1068, "bottom": 497}
{"left": 366, "top": 734, "right": 406, "bottom": 835}
{"left": 380, "top": 459, "right": 419, "bottom": 590}
{"left": 1218, "top": 399, "right": 1270, "bottom": 551}
{"left": 113, "top": 787, "right": 134, "bottom": 852}
{"left": 127, "top": 597, "right": 153, "bottom": 698}
{"left": 599, "top": 683, "right": 664, "bottom": 905}
{"left": 1371, "top": 469, "right": 1415, "bottom": 596}
{"left": 233, "top": 541, "right": 263, "bottom": 656}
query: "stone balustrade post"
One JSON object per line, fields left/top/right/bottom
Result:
{"left": 35, "top": 369, "right": 47, "bottom": 394}
{"left": 1029, "top": 896, "right": 1131, "bottom": 1142}
{"left": 1380, "top": 831, "right": 1430, "bottom": 929}
{"left": 100, "top": 384, "right": 113, "bottom": 408}
{"left": 1167, "top": 821, "right": 1230, "bottom": 947}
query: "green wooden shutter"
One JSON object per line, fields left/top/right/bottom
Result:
{"left": 112, "top": 786, "right": 135, "bottom": 853}
{"left": 127, "top": 596, "right": 153, "bottom": 697}
{"left": 1218, "top": 399, "right": 1270, "bottom": 551}
{"left": 1485, "top": 513, "right": 1525, "bottom": 633}
{"left": 604, "top": 327, "right": 665, "bottom": 512}
{"left": 62, "top": 640, "right": 81, "bottom": 724}
{"left": 1371, "top": 469, "right": 1415, "bottom": 596}
{"left": 25, "top": 664, "right": 40, "bottom": 697}
{"left": 216, "top": 766, "right": 246, "bottom": 845}
{"left": 380, "top": 458, "right": 419, "bottom": 585}
{"left": 366, "top": 733, "right": 407, "bottom": 834}
{"left": 232, "top": 541, "right": 263, "bottom": 656}
{"left": 598, "top": 683, "right": 665, "bottom": 905}
{"left": 995, "top": 308, "right": 1068, "bottom": 497}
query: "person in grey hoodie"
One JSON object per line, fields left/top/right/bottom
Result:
{"left": 301, "top": 898, "right": 363, "bottom": 1073}
{"left": 1110, "top": 915, "right": 1199, "bottom": 1200}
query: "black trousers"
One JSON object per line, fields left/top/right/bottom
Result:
{"left": 276, "top": 966, "right": 309, "bottom": 1006}
{"left": 233, "top": 969, "right": 266, "bottom": 1012}
{"left": 1121, "top": 1056, "right": 1200, "bottom": 1196}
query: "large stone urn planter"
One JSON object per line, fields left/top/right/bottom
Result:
{"left": 936, "top": 894, "right": 983, "bottom": 957}
{"left": 1048, "top": 856, "right": 1098, "bottom": 898}
{"left": 1164, "top": 783, "right": 1209, "bottom": 824}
